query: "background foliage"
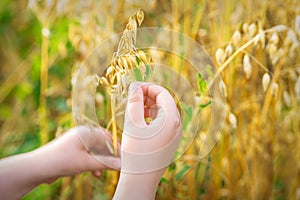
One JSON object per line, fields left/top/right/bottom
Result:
{"left": 0, "top": 0, "right": 299, "bottom": 199}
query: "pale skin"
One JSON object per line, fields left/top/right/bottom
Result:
{"left": 0, "top": 82, "right": 182, "bottom": 200}
{"left": 113, "top": 82, "right": 182, "bottom": 200}
{"left": 0, "top": 126, "right": 121, "bottom": 200}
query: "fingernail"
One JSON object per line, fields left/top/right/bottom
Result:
{"left": 128, "top": 82, "right": 137, "bottom": 93}
{"left": 113, "top": 158, "right": 121, "bottom": 169}
{"left": 129, "top": 82, "right": 144, "bottom": 94}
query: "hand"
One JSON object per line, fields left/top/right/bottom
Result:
{"left": 34, "top": 125, "right": 121, "bottom": 180}
{"left": 113, "top": 82, "right": 182, "bottom": 200}
{"left": 0, "top": 126, "right": 120, "bottom": 200}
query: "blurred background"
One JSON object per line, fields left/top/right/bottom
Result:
{"left": 0, "top": 0, "right": 299, "bottom": 199}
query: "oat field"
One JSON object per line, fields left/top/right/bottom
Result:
{"left": 0, "top": 0, "right": 299, "bottom": 199}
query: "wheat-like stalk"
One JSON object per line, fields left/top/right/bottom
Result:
{"left": 97, "top": 9, "right": 153, "bottom": 155}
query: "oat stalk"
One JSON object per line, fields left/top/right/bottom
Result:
{"left": 98, "top": 9, "right": 153, "bottom": 155}
{"left": 39, "top": 24, "right": 50, "bottom": 145}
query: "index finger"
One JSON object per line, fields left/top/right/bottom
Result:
{"left": 142, "top": 84, "right": 176, "bottom": 109}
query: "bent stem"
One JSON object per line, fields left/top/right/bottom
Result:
{"left": 39, "top": 25, "right": 49, "bottom": 145}
{"left": 111, "top": 90, "right": 118, "bottom": 156}
{"left": 208, "top": 26, "right": 285, "bottom": 89}
{"left": 108, "top": 90, "right": 119, "bottom": 198}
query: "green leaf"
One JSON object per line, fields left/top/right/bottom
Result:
{"left": 197, "top": 73, "right": 207, "bottom": 95}
{"left": 136, "top": 55, "right": 141, "bottom": 65}
{"left": 181, "top": 102, "right": 193, "bottom": 131}
{"left": 23, "top": 179, "right": 61, "bottom": 200}
{"left": 274, "top": 179, "right": 283, "bottom": 190}
{"left": 145, "top": 64, "right": 152, "bottom": 79}
{"left": 0, "top": 104, "right": 10, "bottom": 119}
{"left": 173, "top": 150, "right": 181, "bottom": 160}
{"left": 160, "top": 177, "right": 171, "bottom": 184}
{"left": 195, "top": 162, "right": 201, "bottom": 179}
{"left": 54, "top": 98, "right": 69, "bottom": 112}
{"left": 205, "top": 65, "right": 214, "bottom": 78}
{"left": 133, "top": 66, "right": 143, "bottom": 81}
{"left": 175, "top": 165, "right": 191, "bottom": 181}
{"left": 15, "top": 82, "right": 32, "bottom": 100}
{"left": 200, "top": 100, "right": 212, "bottom": 109}
{"left": 199, "top": 187, "right": 206, "bottom": 195}
{"left": 168, "top": 162, "right": 176, "bottom": 172}
{"left": 15, "top": 132, "right": 39, "bottom": 154}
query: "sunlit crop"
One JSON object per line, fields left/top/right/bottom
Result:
{"left": 0, "top": 0, "right": 299, "bottom": 199}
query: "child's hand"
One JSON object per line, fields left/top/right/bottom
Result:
{"left": 113, "top": 82, "right": 182, "bottom": 200}
{"left": 34, "top": 126, "right": 121, "bottom": 182}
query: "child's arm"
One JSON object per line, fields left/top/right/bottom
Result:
{"left": 0, "top": 126, "right": 120, "bottom": 200}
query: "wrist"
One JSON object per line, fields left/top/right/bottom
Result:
{"left": 113, "top": 170, "right": 164, "bottom": 200}
{"left": 31, "top": 144, "right": 63, "bottom": 184}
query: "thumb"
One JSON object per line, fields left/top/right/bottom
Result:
{"left": 92, "top": 155, "right": 121, "bottom": 170}
{"left": 126, "top": 82, "right": 146, "bottom": 127}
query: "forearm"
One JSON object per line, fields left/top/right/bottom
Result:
{"left": 0, "top": 151, "right": 52, "bottom": 200}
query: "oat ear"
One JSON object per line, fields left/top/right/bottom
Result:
{"left": 136, "top": 9, "right": 144, "bottom": 26}
{"left": 99, "top": 8, "right": 152, "bottom": 92}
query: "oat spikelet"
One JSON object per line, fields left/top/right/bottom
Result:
{"left": 229, "top": 112, "right": 237, "bottom": 129}
{"left": 216, "top": 48, "right": 225, "bottom": 66}
{"left": 243, "top": 54, "right": 252, "bottom": 80}
{"left": 136, "top": 9, "right": 144, "bottom": 26}
{"left": 295, "top": 76, "right": 300, "bottom": 100}
{"left": 271, "top": 82, "right": 279, "bottom": 97}
{"left": 262, "top": 73, "right": 271, "bottom": 92}
{"left": 232, "top": 30, "right": 241, "bottom": 46}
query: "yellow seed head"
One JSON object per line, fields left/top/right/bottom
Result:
{"left": 283, "top": 90, "right": 291, "bottom": 107}
{"left": 128, "top": 54, "right": 139, "bottom": 67}
{"left": 243, "top": 54, "right": 252, "bottom": 80}
{"left": 106, "top": 66, "right": 114, "bottom": 77}
{"left": 262, "top": 73, "right": 271, "bottom": 92}
{"left": 229, "top": 112, "right": 237, "bottom": 129}
{"left": 270, "top": 32, "right": 279, "bottom": 44}
{"left": 271, "top": 82, "right": 279, "bottom": 96}
{"left": 258, "top": 29, "right": 265, "bottom": 48}
{"left": 137, "top": 50, "right": 148, "bottom": 64}
{"left": 116, "top": 57, "right": 125, "bottom": 69}
{"left": 136, "top": 9, "right": 144, "bottom": 26}
{"left": 295, "top": 76, "right": 300, "bottom": 100}
{"left": 219, "top": 80, "right": 227, "bottom": 98}
{"left": 115, "top": 65, "right": 124, "bottom": 74}
{"left": 215, "top": 48, "right": 225, "bottom": 66}
{"left": 232, "top": 30, "right": 242, "bottom": 46}
{"left": 285, "top": 29, "right": 298, "bottom": 46}
{"left": 248, "top": 23, "right": 257, "bottom": 37}
{"left": 242, "top": 22, "right": 249, "bottom": 34}
{"left": 225, "top": 44, "right": 233, "bottom": 57}
{"left": 296, "top": 15, "right": 300, "bottom": 36}
{"left": 99, "top": 77, "right": 109, "bottom": 85}
{"left": 124, "top": 56, "right": 133, "bottom": 70}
